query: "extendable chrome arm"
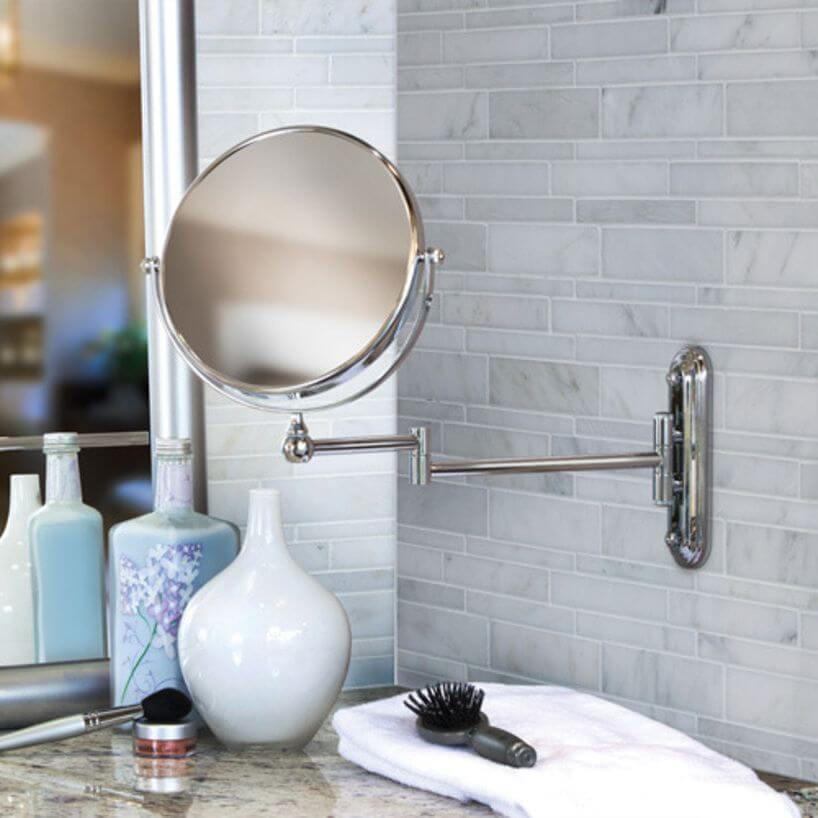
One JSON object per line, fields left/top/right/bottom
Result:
{"left": 281, "top": 346, "right": 711, "bottom": 569}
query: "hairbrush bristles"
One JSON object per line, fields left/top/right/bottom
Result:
{"left": 404, "top": 681, "right": 485, "bottom": 730}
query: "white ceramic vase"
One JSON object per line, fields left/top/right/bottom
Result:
{"left": 0, "top": 475, "right": 42, "bottom": 665}
{"left": 178, "top": 488, "right": 351, "bottom": 748}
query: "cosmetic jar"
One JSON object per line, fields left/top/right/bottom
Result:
{"left": 133, "top": 718, "right": 197, "bottom": 758}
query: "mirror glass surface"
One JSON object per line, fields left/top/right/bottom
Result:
{"left": 0, "top": 0, "right": 148, "bottom": 524}
{"left": 160, "top": 127, "right": 425, "bottom": 411}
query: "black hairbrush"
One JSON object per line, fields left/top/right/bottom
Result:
{"left": 405, "top": 681, "right": 537, "bottom": 768}
{"left": 0, "top": 688, "right": 192, "bottom": 752}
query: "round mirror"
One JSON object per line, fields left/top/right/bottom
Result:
{"left": 156, "top": 126, "right": 435, "bottom": 412}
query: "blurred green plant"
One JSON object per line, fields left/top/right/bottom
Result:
{"left": 85, "top": 321, "right": 148, "bottom": 386}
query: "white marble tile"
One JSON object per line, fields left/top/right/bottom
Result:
{"left": 197, "top": 0, "right": 259, "bottom": 34}
{"left": 552, "top": 571, "right": 668, "bottom": 621}
{"left": 602, "top": 644, "right": 724, "bottom": 716}
{"left": 670, "top": 306, "right": 799, "bottom": 347}
{"left": 465, "top": 5, "right": 573, "bottom": 26}
{"left": 400, "top": 91, "right": 488, "bottom": 140}
{"left": 197, "top": 54, "right": 328, "bottom": 86}
{"left": 670, "top": 161, "right": 798, "bottom": 197}
{"left": 488, "top": 224, "right": 599, "bottom": 276}
{"left": 444, "top": 552, "right": 550, "bottom": 601}
{"left": 600, "top": 365, "right": 666, "bottom": 420}
{"left": 603, "top": 84, "right": 723, "bottom": 138}
{"left": 553, "top": 18, "right": 668, "bottom": 59}
{"left": 727, "top": 79, "right": 818, "bottom": 135}
{"left": 727, "top": 230, "right": 818, "bottom": 286}
{"left": 398, "top": 601, "right": 489, "bottom": 664}
{"left": 444, "top": 27, "right": 549, "bottom": 63}
{"left": 553, "top": 300, "right": 669, "bottom": 338}
{"left": 465, "top": 197, "right": 574, "bottom": 223}
{"left": 491, "top": 622, "right": 600, "bottom": 688}
{"left": 699, "top": 50, "right": 818, "bottom": 81}
{"left": 488, "top": 490, "right": 602, "bottom": 553}
{"left": 671, "top": 12, "right": 800, "bottom": 52}
{"left": 577, "top": 199, "right": 695, "bottom": 224}
{"left": 699, "top": 634, "right": 818, "bottom": 681}
{"left": 398, "top": 64, "right": 463, "bottom": 91}
{"left": 490, "top": 89, "right": 600, "bottom": 139}
{"left": 443, "top": 292, "right": 549, "bottom": 330}
{"left": 552, "top": 161, "right": 668, "bottom": 196}
{"left": 602, "top": 227, "right": 723, "bottom": 282}
{"left": 700, "top": 200, "right": 818, "bottom": 227}
{"left": 669, "top": 592, "right": 798, "bottom": 644}
{"left": 400, "top": 350, "right": 488, "bottom": 403}
{"left": 443, "top": 161, "right": 549, "bottom": 194}
{"left": 467, "top": 590, "right": 575, "bottom": 633}
{"left": 577, "top": 612, "right": 696, "bottom": 655}
{"left": 261, "top": 0, "right": 394, "bottom": 35}
{"left": 576, "top": 55, "right": 695, "bottom": 85}
{"left": 398, "top": 577, "right": 465, "bottom": 609}
{"left": 727, "top": 668, "right": 818, "bottom": 736}
{"left": 577, "top": 0, "right": 693, "bottom": 19}
{"left": 489, "top": 358, "right": 600, "bottom": 415}
{"left": 726, "top": 524, "right": 818, "bottom": 588}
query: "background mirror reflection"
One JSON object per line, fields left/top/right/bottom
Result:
{"left": 0, "top": 0, "right": 149, "bottom": 527}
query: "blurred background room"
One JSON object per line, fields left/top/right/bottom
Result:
{"left": 0, "top": 0, "right": 148, "bottom": 527}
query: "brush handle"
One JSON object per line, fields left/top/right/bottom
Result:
{"left": 468, "top": 723, "right": 537, "bottom": 768}
{"left": 0, "top": 714, "right": 87, "bottom": 752}
{"left": 0, "top": 704, "right": 143, "bottom": 752}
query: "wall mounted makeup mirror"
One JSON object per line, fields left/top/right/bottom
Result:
{"left": 151, "top": 125, "right": 712, "bottom": 571}
{"left": 153, "top": 126, "right": 439, "bottom": 413}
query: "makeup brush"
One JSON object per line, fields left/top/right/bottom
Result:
{"left": 405, "top": 681, "right": 537, "bottom": 768}
{"left": 0, "top": 688, "right": 191, "bottom": 752}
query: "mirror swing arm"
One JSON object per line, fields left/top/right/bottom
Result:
{"left": 283, "top": 345, "right": 712, "bottom": 570}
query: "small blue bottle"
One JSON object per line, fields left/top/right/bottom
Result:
{"left": 29, "top": 432, "right": 106, "bottom": 662}
{"left": 108, "top": 438, "right": 238, "bottom": 707}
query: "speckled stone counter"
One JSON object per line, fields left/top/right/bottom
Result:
{"left": 0, "top": 687, "right": 813, "bottom": 817}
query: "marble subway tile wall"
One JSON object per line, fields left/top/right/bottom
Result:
{"left": 396, "top": 0, "right": 818, "bottom": 775}
{"left": 194, "top": 0, "right": 397, "bottom": 688}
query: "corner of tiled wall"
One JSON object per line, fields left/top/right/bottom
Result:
{"left": 395, "top": 0, "right": 818, "bottom": 778}
{"left": 194, "top": 0, "right": 398, "bottom": 688}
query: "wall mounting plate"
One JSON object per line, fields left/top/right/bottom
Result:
{"left": 659, "top": 345, "right": 712, "bottom": 569}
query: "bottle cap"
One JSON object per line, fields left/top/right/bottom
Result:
{"left": 42, "top": 432, "right": 79, "bottom": 454}
{"left": 154, "top": 438, "right": 192, "bottom": 458}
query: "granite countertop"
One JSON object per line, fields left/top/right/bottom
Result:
{"left": 0, "top": 686, "right": 814, "bottom": 817}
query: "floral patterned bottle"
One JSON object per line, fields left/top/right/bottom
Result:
{"left": 108, "top": 438, "right": 238, "bottom": 707}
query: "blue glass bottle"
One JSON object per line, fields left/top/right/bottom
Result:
{"left": 29, "top": 432, "right": 106, "bottom": 662}
{"left": 108, "top": 438, "right": 238, "bottom": 707}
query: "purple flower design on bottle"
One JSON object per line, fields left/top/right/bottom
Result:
{"left": 118, "top": 542, "right": 202, "bottom": 703}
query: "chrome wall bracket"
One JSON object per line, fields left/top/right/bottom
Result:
{"left": 282, "top": 345, "right": 712, "bottom": 569}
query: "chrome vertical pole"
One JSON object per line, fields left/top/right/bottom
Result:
{"left": 139, "top": 0, "right": 207, "bottom": 511}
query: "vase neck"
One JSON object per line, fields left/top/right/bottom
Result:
{"left": 4, "top": 475, "right": 41, "bottom": 534}
{"left": 244, "top": 490, "right": 289, "bottom": 559}
{"left": 45, "top": 451, "right": 82, "bottom": 504}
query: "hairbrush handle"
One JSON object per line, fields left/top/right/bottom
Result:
{"left": 468, "top": 723, "right": 537, "bottom": 768}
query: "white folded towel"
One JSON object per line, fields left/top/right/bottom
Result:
{"left": 333, "top": 684, "right": 800, "bottom": 818}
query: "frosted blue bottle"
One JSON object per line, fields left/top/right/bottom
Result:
{"left": 29, "top": 432, "right": 106, "bottom": 662}
{"left": 108, "top": 438, "right": 238, "bottom": 707}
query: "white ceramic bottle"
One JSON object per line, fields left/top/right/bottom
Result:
{"left": 178, "top": 488, "right": 351, "bottom": 748}
{"left": 0, "top": 475, "right": 42, "bottom": 665}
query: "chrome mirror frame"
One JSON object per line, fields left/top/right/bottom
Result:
{"left": 150, "top": 126, "right": 441, "bottom": 414}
